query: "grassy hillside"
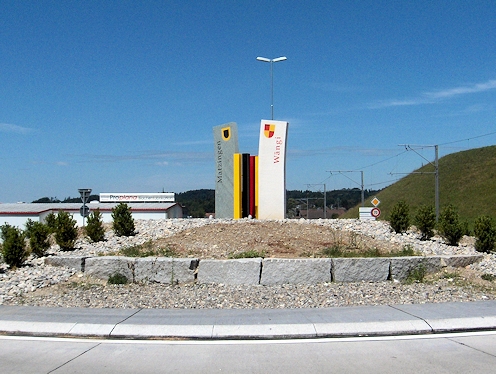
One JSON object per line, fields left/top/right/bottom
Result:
{"left": 343, "top": 145, "right": 496, "bottom": 227}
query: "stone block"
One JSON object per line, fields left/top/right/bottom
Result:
{"left": 260, "top": 258, "right": 332, "bottom": 285}
{"left": 85, "top": 256, "right": 135, "bottom": 282}
{"left": 134, "top": 258, "right": 197, "bottom": 284}
{"left": 390, "top": 257, "right": 443, "bottom": 281}
{"left": 44, "top": 256, "right": 87, "bottom": 272}
{"left": 332, "top": 258, "right": 390, "bottom": 282}
{"left": 198, "top": 258, "right": 262, "bottom": 285}
{"left": 441, "top": 254, "right": 483, "bottom": 268}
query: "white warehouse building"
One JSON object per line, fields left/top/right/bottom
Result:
{"left": 0, "top": 202, "right": 183, "bottom": 229}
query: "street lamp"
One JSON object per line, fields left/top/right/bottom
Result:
{"left": 256, "top": 56, "right": 287, "bottom": 120}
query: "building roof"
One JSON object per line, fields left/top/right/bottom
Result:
{"left": 0, "top": 202, "right": 181, "bottom": 215}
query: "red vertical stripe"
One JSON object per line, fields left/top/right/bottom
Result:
{"left": 250, "top": 156, "right": 256, "bottom": 218}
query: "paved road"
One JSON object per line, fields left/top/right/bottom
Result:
{"left": 1, "top": 332, "right": 496, "bottom": 373}
{"left": 1, "top": 301, "right": 496, "bottom": 372}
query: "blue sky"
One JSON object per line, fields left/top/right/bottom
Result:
{"left": 1, "top": 1, "right": 496, "bottom": 203}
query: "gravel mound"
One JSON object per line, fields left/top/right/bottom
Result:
{"left": 1, "top": 218, "right": 495, "bottom": 308}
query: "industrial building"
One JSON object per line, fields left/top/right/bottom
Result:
{"left": 0, "top": 202, "right": 183, "bottom": 229}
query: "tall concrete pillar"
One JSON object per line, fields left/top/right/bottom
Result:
{"left": 257, "top": 120, "right": 289, "bottom": 219}
{"left": 213, "top": 122, "right": 239, "bottom": 218}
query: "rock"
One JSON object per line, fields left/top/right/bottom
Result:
{"left": 261, "top": 258, "right": 332, "bottom": 285}
{"left": 198, "top": 258, "right": 262, "bottom": 285}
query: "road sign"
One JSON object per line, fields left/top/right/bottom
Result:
{"left": 78, "top": 188, "right": 92, "bottom": 204}
{"left": 371, "top": 207, "right": 381, "bottom": 218}
{"left": 371, "top": 197, "right": 380, "bottom": 207}
{"left": 80, "top": 205, "right": 90, "bottom": 217}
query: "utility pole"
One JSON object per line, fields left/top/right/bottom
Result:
{"left": 397, "top": 144, "right": 440, "bottom": 221}
{"left": 327, "top": 170, "right": 365, "bottom": 207}
{"left": 307, "top": 183, "right": 327, "bottom": 219}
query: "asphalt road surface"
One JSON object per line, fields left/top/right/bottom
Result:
{"left": 1, "top": 332, "right": 496, "bottom": 373}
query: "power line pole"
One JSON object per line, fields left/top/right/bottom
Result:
{"left": 327, "top": 170, "right": 365, "bottom": 207}
{"left": 307, "top": 183, "right": 327, "bottom": 218}
{"left": 397, "top": 144, "right": 440, "bottom": 221}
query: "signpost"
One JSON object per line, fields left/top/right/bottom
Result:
{"left": 78, "top": 188, "right": 92, "bottom": 227}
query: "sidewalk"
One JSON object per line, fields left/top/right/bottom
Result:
{"left": 0, "top": 301, "right": 495, "bottom": 340}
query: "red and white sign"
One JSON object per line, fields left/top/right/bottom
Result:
{"left": 371, "top": 207, "right": 381, "bottom": 218}
{"left": 100, "top": 193, "right": 174, "bottom": 203}
{"left": 257, "top": 120, "right": 289, "bottom": 219}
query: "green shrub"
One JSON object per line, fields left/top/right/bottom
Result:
{"left": 25, "top": 221, "right": 51, "bottom": 257}
{"left": 438, "top": 204, "right": 463, "bottom": 246}
{"left": 44, "top": 212, "right": 57, "bottom": 233}
{"left": 112, "top": 203, "right": 135, "bottom": 237}
{"left": 108, "top": 273, "right": 128, "bottom": 284}
{"left": 414, "top": 205, "right": 436, "bottom": 240}
{"left": 474, "top": 215, "right": 496, "bottom": 253}
{"left": 389, "top": 200, "right": 410, "bottom": 233}
{"left": 481, "top": 273, "right": 496, "bottom": 282}
{"left": 54, "top": 211, "right": 78, "bottom": 251}
{"left": 85, "top": 208, "right": 105, "bottom": 242}
{"left": 24, "top": 219, "right": 36, "bottom": 238}
{"left": 0, "top": 224, "right": 28, "bottom": 268}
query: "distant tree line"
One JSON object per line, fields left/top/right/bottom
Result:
{"left": 32, "top": 195, "right": 100, "bottom": 203}
{"left": 175, "top": 189, "right": 215, "bottom": 218}
{"left": 287, "top": 188, "right": 380, "bottom": 212}
{"left": 31, "top": 188, "right": 380, "bottom": 218}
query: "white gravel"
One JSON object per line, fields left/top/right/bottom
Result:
{"left": 1, "top": 218, "right": 495, "bottom": 308}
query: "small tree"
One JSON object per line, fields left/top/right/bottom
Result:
{"left": 474, "top": 215, "right": 496, "bottom": 253}
{"left": 389, "top": 200, "right": 410, "bottom": 234}
{"left": 44, "top": 212, "right": 57, "bottom": 233}
{"left": 54, "top": 211, "right": 78, "bottom": 251}
{"left": 25, "top": 220, "right": 51, "bottom": 257}
{"left": 0, "top": 224, "right": 28, "bottom": 268}
{"left": 86, "top": 208, "right": 105, "bottom": 242}
{"left": 112, "top": 203, "right": 135, "bottom": 236}
{"left": 438, "top": 204, "right": 463, "bottom": 246}
{"left": 414, "top": 205, "right": 436, "bottom": 240}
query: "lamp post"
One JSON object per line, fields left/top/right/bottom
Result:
{"left": 256, "top": 56, "right": 287, "bottom": 120}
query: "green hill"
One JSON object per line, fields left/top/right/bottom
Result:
{"left": 343, "top": 145, "right": 496, "bottom": 227}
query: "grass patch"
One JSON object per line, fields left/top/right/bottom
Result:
{"left": 119, "top": 240, "right": 177, "bottom": 258}
{"left": 481, "top": 273, "right": 496, "bottom": 282}
{"left": 440, "top": 270, "right": 460, "bottom": 280}
{"left": 108, "top": 273, "right": 128, "bottom": 285}
{"left": 229, "top": 250, "right": 265, "bottom": 259}
{"left": 404, "top": 264, "right": 427, "bottom": 284}
{"left": 321, "top": 244, "right": 419, "bottom": 258}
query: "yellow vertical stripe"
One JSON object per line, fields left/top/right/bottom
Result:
{"left": 233, "top": 153, "right": 242, "bottom": 219}
{"left": 255, "top": 156, "right": 259, "bottom": 219}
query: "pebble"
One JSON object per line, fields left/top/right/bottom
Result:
{"left": 1, "top": 218, "right": 495, "bottom": 308}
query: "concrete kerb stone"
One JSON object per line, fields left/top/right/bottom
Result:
{"left": 44, "top": 254, "right": 483, "bottom": 285}
{"left": 332, "top": 257, "right": 390, "bottom": 282}
{"left": 261, "top": 258, "right": 332, "bottom": 285}
{"left": 44, "top": 256, "right": 88, "bottom": 272}
{"left": 441, "top": 254, "right": 483, "bottom": 268}
{"left": 134, "top": 257, "right": 198, "bottom": 284}
{"left": 84, "top": 256, "right": 135, "bottom": 282}
{"left": 389, "top": 255, "right": 483, "bottom": 281}
{"left": 389, "top": 256, "right": 443, "bottom": 281}
{"left": 198, "top": 258, "right": 262, "bottom": 285}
